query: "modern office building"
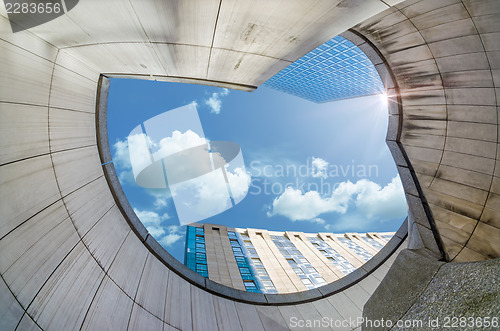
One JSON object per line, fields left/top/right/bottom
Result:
{"left": 185, "top": 223, "right": 394, "bottom": 294}
{"left": 264, "top": 35, "right": 385, "bottom": 103}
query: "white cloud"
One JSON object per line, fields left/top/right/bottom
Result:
{"left": 159, "top": 225, "right": 184, "bottom": 247}
{"left": 355, "top": 175, "right": 408, "bottom": 220}
{"left": 145, "top": 189, "right": 171, "bottom": 211}
{"left": 118, "top": 130, "right": 209, "bottom": 189}
{"left": 114, "top": 137, "right": 173, "bottom": 209}
{"left": 147, "top": 226, "right": 166, "bottom": 238}
{"left": 133, "top": 208, "right": 168, "bottom": 239}
{"left": 160, "top": 233, "right": 183, "bottom": 247}
{"left": 113, "top": 139, "right": 131, "bottom": 169}
{"left": 171, "top": 166, "right": 251, "bottom": 225}
{"left": 268, "top": 175, "right": 407, "bottom": 223}
{"left": 171, "top": 170, "right": 231, "bottom": 224}
{"left": 128, "top": 133, "right": 155, "bottom": 177}
{"left": 267, "top": 183, "right": 353, "bottom": 221}
{"left": 133, "top": 208, "right": 169, "bottom": 227}
{"left": 133, "top": 208, "right": 184, "bottom": 247}
{"left": 311, "top": 157, "right": 329, "bottom": 178}
{"left": 311, "top": 218, "right": 325, "bottom": 224}
{"left": 153, "top": 129, "right": 207, "bottom": 160}
{"left": 112, "top": 138, "right": 136, "bottom": 184}
{"left": 191, "top": 167, "right": 250, "bottom": 210}
{"left": 205, "top": 88, "right": 229, "bottom": 114}
{"left": 227, "top": 167, "right": 251, "bottom": 201}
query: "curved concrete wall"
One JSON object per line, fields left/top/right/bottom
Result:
{"left": 353, "top": 0, "right": 500, "bottom": 262}
{"left": 0, "top": 0, "right": 498, "bottom": 330}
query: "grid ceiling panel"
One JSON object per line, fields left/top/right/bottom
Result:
{"left": 264, "top": 36, "right": 384, "bottom": 103}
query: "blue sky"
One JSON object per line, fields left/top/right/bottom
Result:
{"left": 107, "top": 78, "right": 407, "bottom": 262}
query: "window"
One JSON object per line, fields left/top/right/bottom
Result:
{"left": 244, "top": 280, "right": 258, "bottom": 292}
{"left": 274, "top": 242, "right": 283, "bottom": 247}
{"left": 298, "top": 257, "right": 309, "bottom": 264}
{"left": 195, "top": 242, "right": 206, "bottom": 253}
{"left": 262, "top": 280, "right": 275, "bottom": 289}
{"left": 196, "top": 264, "right": 208, "bottom": 277}
{"left": 235, "top": 256, "right": 247, "bottom": 267}
{"left": 256, "top": 268, "right": 269, "bottom": 277}
{"left": 230, "top": 239, "right": 240, "bottom": 247}
{"left": 247, "top": 248, "right": 257, "bottom": 255}
{"left": 315, "top": 277, "right": 326, "bottom": 284}
{"left": 251, "top": 258, "right": 263, "bottom": 266}
{"left": 232, "top": 247, "right": 243, "bottom": 255}
{"left": 239, "top": 267, "right": 252, "bottom": 280}
{"left": 239, "top": 267, "right": 251, "bottom": 275}
{"left": 286, "top": 258, "right": 297, "bottom": 266}
{"left": 306, "top": 267, "right": 317, "bottom": 274}
{"left": 301, "top": 278, "right": 313, "bottom": 286}
{"left": 196, "top": 264, "right": 207, "bottom": 271}
{"left": 293, "top": 267, "right": 304, "bottom": 275}
{"left": 195, "top": 253, "right": 206, "bottom": 263}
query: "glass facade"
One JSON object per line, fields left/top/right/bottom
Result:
{"left": 228, "top": 231, "right": 260, "bottom": 293}
{"left": 264, "top": 35, "right": 384, "bottom": 103}
{"left": 185, "top": 226, "right": 276, "bottom": 294}
{"left": 337, "top": 236, "right": 373, "bottom": 262}
{"left": 362, "top": 235, "right": 384, "bottom": 250}
{"left": 184, "top": 226, "right": 208, "bottom": 277}
{"left": 228, "top": 231, "right": 277, "bottom": 294}
{"left": 308, "top": 236, "right": 356, "bottom": 275}
{"left": 185, "top": 226, "right": 393, "bottom": 294}
{"left": 381, "top": 234, "right": 394, "bottom": 242}
{"left": 271, "top": 235, "right": 326, "bottom": 289}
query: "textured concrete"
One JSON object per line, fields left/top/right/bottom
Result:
{"left": 354, "top": 0, "right": 500, "bottom": 262}
{"left": 1, "top": 0, "right": 499, "bottom": 329}
{"left": 363, "top": 249, "right": 445, "bottom": 329}
{"left": 364, "top": 249, "right": 499, "bottom": 331}
{"left": 395, "top": 258, "right": 500, "bottom": 330}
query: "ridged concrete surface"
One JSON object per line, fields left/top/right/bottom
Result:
{"left": 353, "top": 0, "right": 500, "bottom": 262}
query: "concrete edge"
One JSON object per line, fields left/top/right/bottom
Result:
{"left": 346, "top": 28, "right": 447, "bottom": 261}
{"left": 104, "top": 73, "right": 257, "bottom": 92}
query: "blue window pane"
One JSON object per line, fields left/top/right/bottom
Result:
{"left": 264, "top": 35, "right": 384, "bottom": 103}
